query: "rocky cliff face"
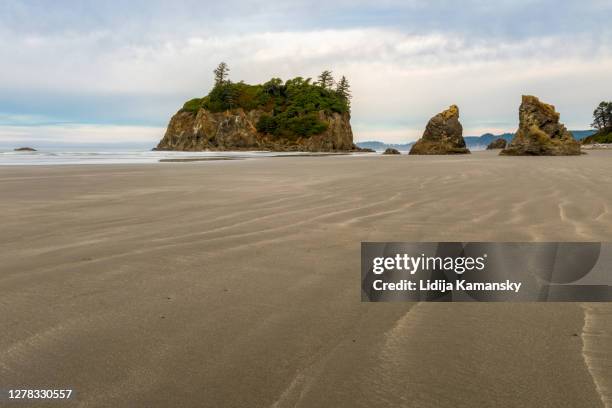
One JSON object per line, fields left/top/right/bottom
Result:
{"left": 409, "top": 105, "right": 470, "bottom": 155}
{"left": 501, "top": 95, "right": 580, "bottom": 156}
{"left": 155, "top": 108, "right": 358, "bottom": 152}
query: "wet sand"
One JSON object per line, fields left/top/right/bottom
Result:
{"left": 1, "top": 150, "right": 612, "bottom": 407}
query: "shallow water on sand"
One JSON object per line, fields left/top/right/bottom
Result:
{"left": 582, "top": 304, "right": 612, "bottom": 407}
{"left": 0, "top": 149, "right": 366, "bottom": 165}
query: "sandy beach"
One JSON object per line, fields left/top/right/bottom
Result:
{"left": 1, "top": 150, "right": 612, "bottom": 407}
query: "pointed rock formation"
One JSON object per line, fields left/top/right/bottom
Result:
{"left": 409, "top": 105, "right": 470, "bottom": 155}
{"left": 486, "top": 138, "right": 507, "bottom": 150}
{"left": 501, "top": 95, "right": 580, "bottom": 156}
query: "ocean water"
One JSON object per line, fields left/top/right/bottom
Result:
{"left": 0, "top": 149, "right": 367, "bottom": 166}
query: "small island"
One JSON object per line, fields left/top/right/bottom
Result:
{"left": 156, "top": 63, "right": 364, "bottom": 152}
{"left": 14, "top": 147, "right": 37, "bottom": 152}
{"left": 486, "top": 138, "right": 507, "bottom": 150}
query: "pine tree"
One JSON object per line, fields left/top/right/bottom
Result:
{"left": 214, "top": 62, "right": 230, "bottom": 86}
{"left": 335, "top": 76, "right": 351, "bottom": 100}
{"left": 225, "top": 85, "right": 239, "bottom": 109}
{"left": 592, "top": 101, "right": 612, "bottom": 131}
{"left": 317, "top": 70, "right": 334, "bottom": 89}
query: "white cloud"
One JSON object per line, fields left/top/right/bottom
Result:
{"left": 1, "top": 23, "right": 611, "bottom": 143}
{"left": 0, "top": 124, "right": 163, "bottom": 146}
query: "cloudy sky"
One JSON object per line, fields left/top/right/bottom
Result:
{"left": 1, "top": 0, "right": 611, "bottom": 146}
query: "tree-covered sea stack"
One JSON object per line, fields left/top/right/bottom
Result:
{"left": 156, "top": 63, "right": 361, "bottom": 152}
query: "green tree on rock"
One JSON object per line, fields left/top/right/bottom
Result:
{"left": 214, "top": 62, "right": 230, "bottom": 86}
{"left": 182, "top": 65, "right": 352, "bottom": 137}
{"left": 335, "top": 76, "right": 351, "bottom": 105}
{"left": 592, "top": 101, "right": 612, "bottom": 131}
{"left": 317, "top": 70, "right": 334, "bottom": 89}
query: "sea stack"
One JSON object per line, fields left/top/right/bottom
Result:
{"left": 383, "top": 148, "right": 401, "bottom": 155}
{"left": 157, "top": 109, "right": 358, "bottom": 152}
{"left": 155, "top": 70, "right": 362, "bottom": 152}
{"left": 501, "top": 95, "right": 580, "bottom": 156}
{"left": 409, "top": 105, "right": 470, "bottom": 155}
{"left": 486, "top": 138, "right": 507, "bottom": 150}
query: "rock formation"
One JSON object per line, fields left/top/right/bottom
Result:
{"left": 383, "top": 148, "right": 401, "bottom": 155}
{"left": 156, "top": 108, "right": 361, "bottom": 152}
{"left": 14, "top": 147, "right": 36, "bottom": 151}
{"left": 409, "top": 105, "right": 470, "bottom": 155}
{"left": 501, "top": 96, "right": 581, "bottom": 156}
{"left": 486, "top": 138, "right": 507, "bottom": 150}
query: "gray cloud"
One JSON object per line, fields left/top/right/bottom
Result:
{"left": 4, "top": 0, "right": 610, "bottom": 39}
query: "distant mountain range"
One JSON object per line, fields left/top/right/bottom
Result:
{"left": 357, "top": 130, "right": 596, "bottom": 151}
